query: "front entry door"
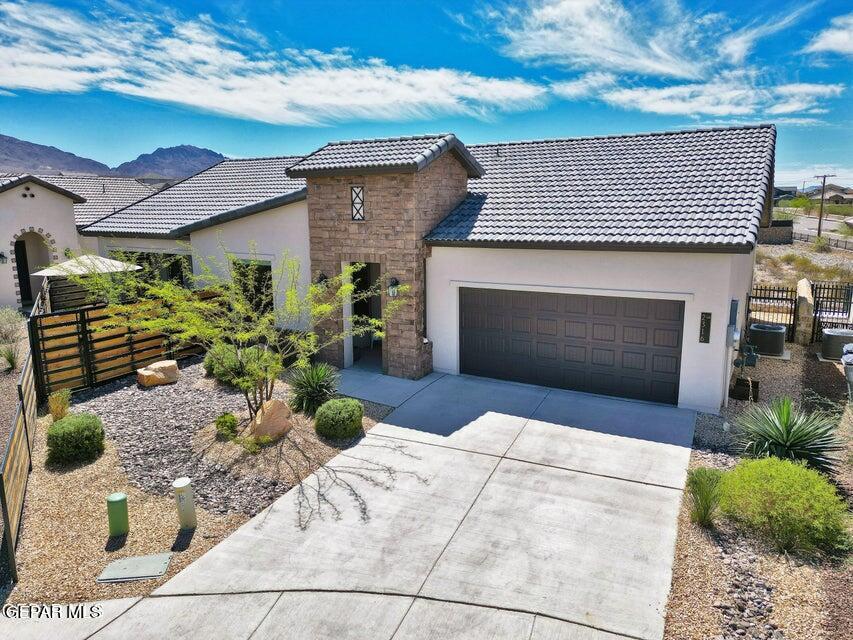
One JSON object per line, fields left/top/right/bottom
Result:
{"left": 14, "top": 240, "right": 32, "bottom": 303}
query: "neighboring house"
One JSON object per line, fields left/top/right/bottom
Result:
{"left": 78, "top": 124, "right": 775, "bottom": 414}
{"left": 772, "top": 185, "right": 797, "bottom": 204}
{"left": 0, "top": 173, "right": 153, "bottom": 309}
{"left": 808, "top": 183, "right": 853, "bottom": 204}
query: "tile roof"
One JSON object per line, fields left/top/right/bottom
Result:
{"left": 426, "top": 125, "right": 776, "bottom": 252}
{"left": 81, "top": 157, "right": 306, "bottom": 238}
{"left": 286, "top": 133, "right": 484, "bottom": 178}
{"left": 0, "top": 173, "right": 87, "bottom": 204}
{"left": 38, "top": 174, "right": 154, "bottom": 226}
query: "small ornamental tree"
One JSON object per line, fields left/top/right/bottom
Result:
{"left": 65, "top": 244, "right": 407, "bottom": 419}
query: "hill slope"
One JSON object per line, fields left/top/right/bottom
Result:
{"left": 111, "top": 145, "right": 225, "bottom": 178}
{"left": 0, "top": 133, "right": 111, "bottom": 174}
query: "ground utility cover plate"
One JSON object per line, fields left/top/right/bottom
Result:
{"left": 97, "top": 552, "right": 173, "bottom": 583}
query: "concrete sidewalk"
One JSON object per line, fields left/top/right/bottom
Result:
{"left": 3, "top": 375, "right": 695, "bottom": 640}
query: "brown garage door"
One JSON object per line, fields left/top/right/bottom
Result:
{"left": 459, "top": 288, "right": 684, "bottom": 404}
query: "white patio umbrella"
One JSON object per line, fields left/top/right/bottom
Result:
{"left": 31, "top": 255, "right": 141, "bottom": 277}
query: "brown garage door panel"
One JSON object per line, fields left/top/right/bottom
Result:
{"left": 459, "top": 288, "right": 684, "bottom": 404}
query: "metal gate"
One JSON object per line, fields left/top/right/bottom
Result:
{"left": 746, "top": 286, "right": 797, "bottom": 341}
{"left": 811, "top": 281, "right": 853, "bottom": 342}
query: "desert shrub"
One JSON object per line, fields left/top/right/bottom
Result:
{"left": 215, "top": 412, "right": 238, "bottom": 440}
{"left": 46, "top": 413, "right": 105, "bottom": 465}
{"left": 289, "top": 362, "right": 338, "bottom": 416}
{"left": 686, "top": 467, "right": 723, "bottom": 528}
{"left": 0, "top": 307, "right": 23, "bottom": 344}
{"left": 48, "top": 388, "right": 72, "bottom": 421}
{"left": 736, "top": 396, "right": 843, "bottom": 473}
{"left": 1, "top": 344, "right": 19, "bottom": 372}
{"left": 314, "top": 398, "right": 363, "bottom": 440}
{"left": 235, "top": 434, "right": 272, "bottom": 454}
{"left": 813, "top": 236, "right": 831, "bottom": 253}
{"left": 719, "top": 458, "right": 849, "bottom": 556}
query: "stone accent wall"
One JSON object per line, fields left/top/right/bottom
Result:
{"left": 757, "top": 221, "right": 793, "bottom": 245}
{"left": 307, "top": 153, "right": 469, "bottom": 378}
{"left": 794, "top": 278, "right": 814, "bottom": 345}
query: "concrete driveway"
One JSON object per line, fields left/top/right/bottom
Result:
{"left": 7, "top": 374, "right": 695, "bottom": 640}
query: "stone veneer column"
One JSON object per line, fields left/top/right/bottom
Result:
{"left": 306, "top": 153, "right": 468, "bottom": 379}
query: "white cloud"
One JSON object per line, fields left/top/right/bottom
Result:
{"left": 492, "top": 0, "right": 711, "bottom": 79}
{"left": 718, "top": 3, "right": 816, "bottom": 64}
{"left": 775, "top": 164, "right": 853, "bottom": 186}
{"left": 0, "top": 1, "right": 546, "bottom": 125}
{"left": 550, "top": 72, "right": 616, "bottom": 99}
{"left": 803, "top": 13, "right": 853, "bottom": 56}
{"left": 599, "top": 72, "right": 845, "bottom": 117}
{"left": 767, "top": 83, "right": 845, "bottom": 114}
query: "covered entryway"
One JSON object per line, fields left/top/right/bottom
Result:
{"left": 459, "top": 287, "right": 684, "bottom": 404}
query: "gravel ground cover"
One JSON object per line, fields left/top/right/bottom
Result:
{"left": 3, "top": 417, "right": 245, "bottom": 605}
{"left": 665, "top": 345, "right": 852, "bottom": 640}
{"left": 72, "top": 358, "right": 393, "bottom": 516}
{"left": 754, "top": 243, "right": 853, "bottom": 287}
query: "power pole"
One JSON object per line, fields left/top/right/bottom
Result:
{"left": 814, "top": 174, "right": 835, "bottom": 237}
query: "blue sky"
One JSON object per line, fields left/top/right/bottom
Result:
{"left": 0, "top": 0, "right": 850, "bottom": 186}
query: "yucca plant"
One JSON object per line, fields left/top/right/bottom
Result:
{"left": 288, "top": 362, "right": 339, "bottom": 416}
{"left": 686, "top": 467, "right": 723, "bottom": 528}
{"left": 736, "top": 396, "right": 843, "bottom": 473}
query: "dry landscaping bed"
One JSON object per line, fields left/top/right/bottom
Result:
{"left": 3, "top": 417, "right": 245, "bottom": 605}
{"left": 754, "top": 243, "right": 853, "bottom": 287}
{"left": 2, "top": 358, "right": 393, "bottom": 603}
{"left": 664, "top": 345, "right": 852, "bottom": 640}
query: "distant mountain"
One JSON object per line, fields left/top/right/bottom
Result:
{"left": 0, "top": 134, "right": 226, "bottom": 179}
{"left": 0, "top": 133, "right": 111, "bottom": 174}
{"left": 111, "top": 145, "right": 226, "bottom": 179}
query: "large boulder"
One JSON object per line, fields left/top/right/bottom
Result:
{"left": 249, "top": 399, "right": 292, "bottom": 440}
{"left": 137, "top": 360, "right": 179, "bottom": 387}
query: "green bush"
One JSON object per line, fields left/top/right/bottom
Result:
{"left": 235, "top": 434, "right": 272, "bottom": 454}
{"left": 719, "top": 458, "right": 849, "bottom": 556}
{"left": 736, "top": 396, "right": 843, "bottom": 473}
{"left": 215, "top": 412, "right": 238, "bottom": 440}
{"left": 289, "top": 362, "right": 339, "bottom": 416}
{"left": 46, "top": 413, "right": 105, "bottom": 465}
{"left": 314, "top": 398, "right": 363, "bottom": 440}
{"left": 1, "top": 344, "right": 19, "bottom": 372}
{"left": 813, "top": 236, "right": 831, "bottom": 253}
{"left": 686, "top": 467, "right": 723, "bottom": 528}
{"left": 48, "top": 388, "right": 72, "bottom": 421}
{"left": 0, "top": 306, "right": 23, "bottom": 344}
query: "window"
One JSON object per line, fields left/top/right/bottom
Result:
{"left": 110, "top": 251, "right": 190, "bottom": 286}
{"left": 232, "top": 259, "right": 273, "bottom": 315}
{"left": 351, "top": 185, "right": 365, "bottom": 221}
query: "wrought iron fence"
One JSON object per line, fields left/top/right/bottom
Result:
{"left": 792, "top": 231, "right": 853, "bottom": 252}
{"left": 746, "top": 285, "right": 798, "bottom": 342}
{"left": 811, "top": 281, "right": 853, "bottom": 342}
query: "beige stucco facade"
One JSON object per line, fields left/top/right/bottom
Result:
{"left": 426, "top": 246, "right": 755, "bottom": 413}
{"left": 0, "top": 182, "right": 81, "bottom": 308}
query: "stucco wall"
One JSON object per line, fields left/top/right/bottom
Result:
{"left": 0, "top": 183, "right": 80, "bottom": 308}
{"left": 190, "top": 200, "right": 311, "bottom": 327}
{"left": 94, "top": 236, "right": 190, "bottom": 258}
{"left": 426, "top": 246, "right": 756, "bottom": 413}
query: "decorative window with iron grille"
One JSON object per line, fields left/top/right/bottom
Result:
{"left": 350, "top": 186, "right": 365, "bottom": 221}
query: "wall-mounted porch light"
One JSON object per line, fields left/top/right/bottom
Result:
{"left": 0, "top": 252, "right": 7, "bottom": 264}
{"left": 387, "top": 277, "right": 400, "bottom": 298}
{"left": 315, "top": 272, "right": 328, "bottom": 285}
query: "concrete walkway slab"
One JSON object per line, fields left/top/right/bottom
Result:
{"left": 157, "top": 436, "right": 497, "bottom": 596}
{"left": 531, "top": 616, "right": 629, "bottom": 640}
{"left": 507, "top": 419, "right": 692, "bottom": 488}
{"left": 420, "top": 458, "right": 682, "bottom": 640}
{"left": 530, "top": 389, "right": 696, "bottom": 447}
{"left": 253, "top": 592, "right": 413, "bottom": 639}
{"left": 393, "top": 599, "right": 534, "bottom": 639}
{"left": 91, "top": 593, "right": 279, "bottom": 639}
{"left": 339, "top": 368, "right": 444, "bottom": 407}
{"left": 370, "top": 375, "right": 548, "bottom": 455}
{"left": 0, "top": 597, "right": 140, "bottom": 640}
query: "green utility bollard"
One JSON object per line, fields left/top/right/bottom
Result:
{"left": 106, "top": 492, "right": 129, "bottom": 537}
